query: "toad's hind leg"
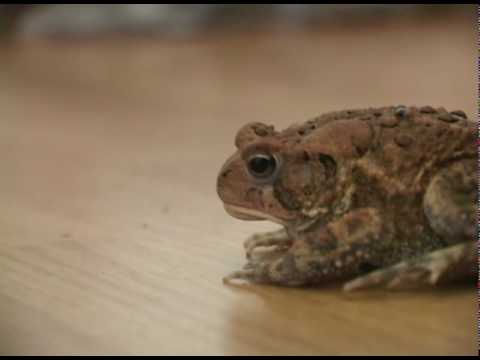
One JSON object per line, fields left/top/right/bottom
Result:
{"left": 423, "top": 158, "right": 477, "bottom": 243}
{"left": 343, "top": 241, "right": 477, "bottom": 291}
{"left": 344, "top": 158, "right": 478, "bottom": 291}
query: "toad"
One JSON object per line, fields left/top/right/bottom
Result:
{"left": 217, "top": 106, "right": 477, "bottom": 290}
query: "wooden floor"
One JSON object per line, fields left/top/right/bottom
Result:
{"left": 0, "top": 14, "right": 477, "bottom": 355}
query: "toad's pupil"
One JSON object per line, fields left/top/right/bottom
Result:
{"left": 248, "top": 154, "right": 276, "bottom": 177}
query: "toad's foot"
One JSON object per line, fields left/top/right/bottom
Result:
{"left": 222, "top": 261, "right": 269, "bottom": 284}
{"left": 223, "top": 254, "right": 305, "bottom": 286}
{"left": 343, "top": 241, "right": 476, "bottom": 292}
{"left": 244, "top": 228, "right": 292, "bottom": 259}
{"left": 223, "top": 269, "right": 256, "bottom": 284}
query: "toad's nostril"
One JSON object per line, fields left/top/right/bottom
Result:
{"left": 222, "top": 169, "right": 232, "bottom": 178}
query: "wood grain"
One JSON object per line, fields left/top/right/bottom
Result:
{"left": 0, "top": 14, "right": 476, "bottom": 355}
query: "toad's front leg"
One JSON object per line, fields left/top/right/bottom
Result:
{"left": 244, "top": 228, "right": 292, "bottom": 259}
{"left": 224, "top": 208, "right": 385, "bottom": 286}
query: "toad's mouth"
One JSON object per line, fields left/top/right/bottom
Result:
{"left": 223, "top": 203, "right": 286, "bottom": 225}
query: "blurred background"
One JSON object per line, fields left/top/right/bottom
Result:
{"left": 0, "top": 4, "right": 475, "bottom": 126}
{"left": 0, "top": 5, "right": 475, "bottom": 39}
{"left": 1, "top": 5, "right": 475, "bottom": 114}
{"left": 0, "top": 4, "right": 477, "bottom": 355}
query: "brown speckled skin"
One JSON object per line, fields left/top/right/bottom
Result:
{"left": 217, "top": 106, "right": 477, "bottom": 289}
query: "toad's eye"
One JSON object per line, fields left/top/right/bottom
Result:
{"left": 247, "top": 153, "right": 277, "bottom": 179}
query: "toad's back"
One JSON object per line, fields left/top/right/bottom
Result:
{"left": 287, "top": 105, "right": 476, "bottom": 196}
